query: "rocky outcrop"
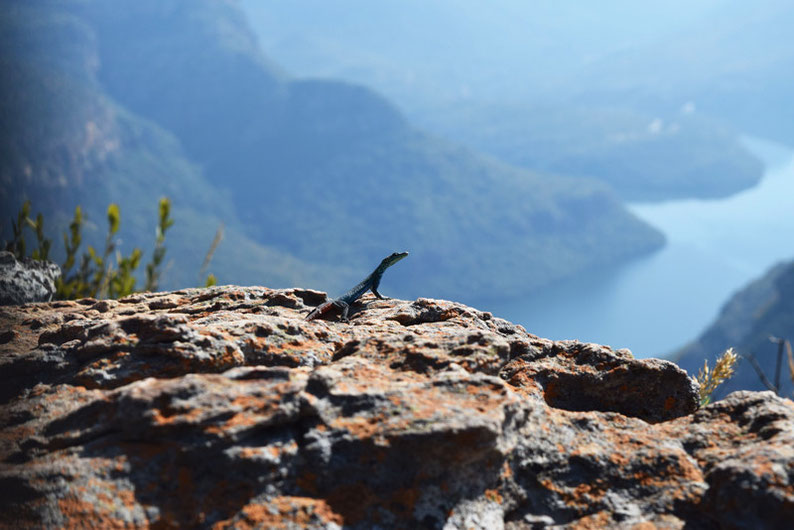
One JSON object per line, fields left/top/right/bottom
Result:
{"left": 0, "top": 251, "right": 60, "bottom": 306}
{"left": 1, "top": 286, "right": 792, "bottom": 528}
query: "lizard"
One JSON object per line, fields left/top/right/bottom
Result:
{"left": 305, "top": 251, "right": 408, "bottom": 322}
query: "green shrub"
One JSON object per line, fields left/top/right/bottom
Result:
{"left": 144, "top": 198, "right": 174, "bottom": 292}
{"left": 5, "top": 200, "right": 50, "bottom": 261}
{"left": 5, "top": 198, "right": 174, "bottom": 300}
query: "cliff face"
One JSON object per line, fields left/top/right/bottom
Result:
{"left": 1, "top": 287, "right": 793, "bottom": 528}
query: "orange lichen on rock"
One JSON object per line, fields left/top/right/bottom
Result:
{"left": 544, "top": 379, "right": 561, "bottom": 401}
{"left": 214, "top": 497, "right": 343, "bottom": 529}
{"left": 1, "top": 286, "right": 791, "bottom": 529}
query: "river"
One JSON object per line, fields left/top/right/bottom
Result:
{"left": 486, "top": 138, "right": 794, "bottom": 358}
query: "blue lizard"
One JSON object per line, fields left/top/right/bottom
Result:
{"left": 305, "top": 251, "right": 408, "bottom": 322}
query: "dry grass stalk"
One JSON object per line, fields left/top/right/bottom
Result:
{"left": 696, "top": 348, "right": 739, "bottom": 406}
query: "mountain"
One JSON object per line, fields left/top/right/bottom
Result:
{"left": 242, "top": 0, "right": 794, "bottom": 149}
{"left": 417, "top": 103, "right": 761, "bottom": 201}
{"left": 675, "top": 260, "right": 794, "bottom": 400}
{"left": 3, "top": 0, "right": 663, "bottom": 303}
{"left": 240, "top": 0, "right": 764, "bottom": 202}
{"left": 68, "top": 0, "right": 663, "bottom": 303}
{"left": 0, "top": 1, "right": 333, "bottom": 291}
{"left": 239, "top": 0, "right": 722, "bottom": 108}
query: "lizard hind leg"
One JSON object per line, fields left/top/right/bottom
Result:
{"left": 335, "top": 300, "right": 351, "bottom": 323}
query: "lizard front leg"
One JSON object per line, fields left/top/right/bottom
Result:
{"left": 372, "top": 287, "right": 386, "bottom": 299}
{"left": 371, "top": 278, "right": 387, "bottom": 300}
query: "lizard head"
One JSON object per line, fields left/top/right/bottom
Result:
{"left": 381, "top": 251, "right": 409, "bottom": 268}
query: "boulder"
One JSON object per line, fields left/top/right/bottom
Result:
{"left": 0, "top": 286, "right": 791, "bottom": 528}
{"left": 0, "top": 251, "right": 60, "bottom": 305}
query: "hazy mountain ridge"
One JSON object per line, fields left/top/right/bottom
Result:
{"left": 417, "top": 103, "right": 762, "bottom": 201}
{"left": 55, "top": 0, "right": 663, "bottom": 303}
{"left": 0, "top": 1, "right": 334, "bottom": 292}
{"left": 240, "top": 0, "right": 765, "bottom": 201}
{"left": 239, "top": 0, "right": 724, "bottom": 107}
{"left": 576, "top": 0, "right": 794, "bottom": 146}
{"left": 675, "top": 260, "right": 794, "bottom": 399}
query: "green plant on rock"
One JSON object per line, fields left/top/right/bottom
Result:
{"left": 5, "top": 198, "right": 177, "bottom": 300}
{"left": 31, "top": 212, "right": 51, "bottom": 261}
{"left": 696, "top": 348, "right": 738, "bottom": 407}
{"left": 110, "top": 247, "right": 142, "bottom": 299}
{"left": 57, "top": 202, "right": 147, "bottom": 299}
{"left": 4, "top": 200, "right": 50, "bottom": 261}
{"left": 58, "top": 205, "right": 87, "bottom": 299}
{"left": 144, "top": 198, "right": 174, "bottom": 292}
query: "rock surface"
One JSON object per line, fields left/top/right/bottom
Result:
{"left": 1, "top": 286, "right": 792, "bottom": 528}
{"left": 0, "top": 251, "right": 60, "bottom": 306}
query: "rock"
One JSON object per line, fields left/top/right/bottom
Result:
{"left": 1, "top": 286, "right": 791, "bottom": 528}
{"left": 0, "top": 251, "right": 61, "bottom": 305}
